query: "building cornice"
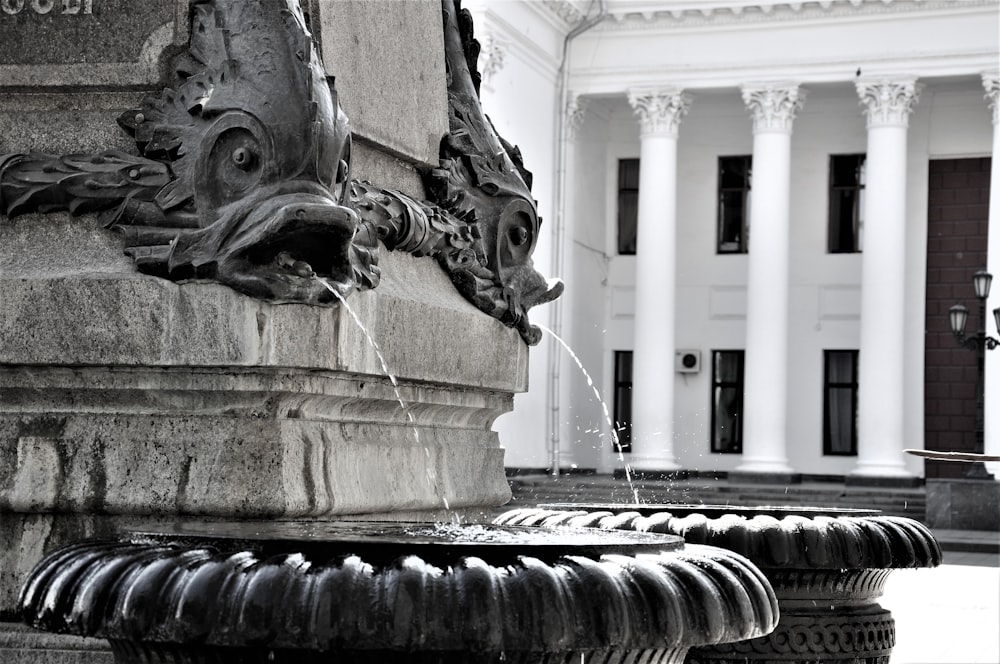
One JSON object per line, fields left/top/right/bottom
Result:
{"left": 581, "top": 0, "right": 998, "bottom": 29}
{"left": 568, "top": 51, "right": 998, "bottom": 95}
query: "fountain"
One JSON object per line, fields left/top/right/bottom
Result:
{"left": 497, "top": 504, "right": 940, "bottom": 663}
{"left": 1, "top": 1, "right": 778, "bottom": 661}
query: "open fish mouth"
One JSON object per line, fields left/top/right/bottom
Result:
{"left": 165, "top": 183, "right": 362, "bottom": 305}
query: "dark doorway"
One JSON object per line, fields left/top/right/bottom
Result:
{"left": 924, "top": 157, "right": 991, "bottom": 478}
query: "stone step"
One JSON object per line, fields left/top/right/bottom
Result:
{"left": 505, "top": 476, "right": 927, "bottom": 521}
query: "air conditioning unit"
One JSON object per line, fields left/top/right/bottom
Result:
{"left": 675, "top": 349, "right": 701, "bottom": 374}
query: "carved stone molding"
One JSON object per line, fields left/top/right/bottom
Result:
{"left": 592, "top": 0, "right": 997, "bottom": 30}
{"left": 477, "top": 32, "right": 506, "bottom": 84}
{"left": 627, "top": 88, "right": 692, "bottom": 138}
{"left": 856, "top": 77, "right": 922, "bottom": 128}
{"left": 983, "top": 71, "right": 1000, "bottom": 126}
{"left": 566, "top": 92, "right": 587, "bottom": 138}
{"left": 741, "top": 83, "right": 805, "bottom": 134}
{"left": 541, "top": 0, "right": 586, "bottom": 25}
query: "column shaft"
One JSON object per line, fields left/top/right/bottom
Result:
{"left": 737, "top": 83, "right": 803, "bottom": 475}
{"left": 627, "top": 89, "right": 690, "bottom": 472}
{"left": 852, "top": 78, "right": 921, "bottom": 479}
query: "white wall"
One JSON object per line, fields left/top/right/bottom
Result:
{"left": 465, "top": 0, "right": 564, "bottom": 469}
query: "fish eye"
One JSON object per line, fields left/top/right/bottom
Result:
{"left": 508, "top": 226, "right": 529, "bottom": 246}
{"left": 231, "top": 147, "right": 255, "bottom": 170}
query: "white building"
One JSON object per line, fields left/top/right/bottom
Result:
{"left": 468, "top": 0, "right": 1000, "bottom": 484}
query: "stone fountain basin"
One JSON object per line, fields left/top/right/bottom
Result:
{"left": 496, "top": 504, "right": 941, "bottom": 663}
{"left": 503, "top": 503, "right": 941, "bottom": 570}
{"left": 19, "top": 520, "right": 779, "bottom": 663}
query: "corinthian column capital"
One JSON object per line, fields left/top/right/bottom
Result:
{"left": 741, "top": 83, "right": 805, "bottom": 134}
{"left": 856, "top": 77, "right": 922, "bottom": 128}
{"left": 983, "top": 72, "right": 1000, "bottom": 126}
{"left": 627, "top": 87, "right": 691, "bottom": 138}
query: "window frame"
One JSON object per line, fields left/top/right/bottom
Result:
{"left": 822, "top": 349, "right": 859, "bottom": 456}
{"left": 616, "top": 158, "right": 640, "bottom": 256}
{"left": 612, "top": 350, "right": 633, "bottom": 453}
{"left": 717, "top": 155, "right": 752, "bottom": 254}
{"left": 710, "top": 350, "right": 745, "bottom": 454}
{"left": 827, "top": 153, "right": 866, "bottom": 254}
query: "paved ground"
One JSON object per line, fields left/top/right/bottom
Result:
{"left": 884, "top": 549, "right": 999, "bottom": 664}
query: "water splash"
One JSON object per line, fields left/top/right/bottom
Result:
{"left": 316, "top": 279, "right": 451, "bottom": 513}
{"left": 537, "top": 324, "right": 639, "bottom": 504}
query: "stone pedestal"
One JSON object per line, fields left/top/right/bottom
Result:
{"left": 0, "top": 217, "right": 522, "bottom": 617}
{"left": 926, "top": 478, "right": 1000, "bottom": 530}
{"left": 1, "top": 0, "right": 525, "bottom": 634}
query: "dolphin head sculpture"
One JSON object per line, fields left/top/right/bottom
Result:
{"left": 115, "top": 0, "right": 358, "bottom": 303}
{"left": 421, "top": 0, "right": 564, "bottom": 345}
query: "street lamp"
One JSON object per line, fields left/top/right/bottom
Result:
{"left": 948, "top": 269, "right": 1000, "bottom": 479}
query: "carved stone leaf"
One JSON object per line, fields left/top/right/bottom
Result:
{"left": 0, "top": 152, "right": 171, "bottom": 219}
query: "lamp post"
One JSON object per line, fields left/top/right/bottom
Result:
{"left": 948, "top": 270, "right": 1000, "bottom": 480}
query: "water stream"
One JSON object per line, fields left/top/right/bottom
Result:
{"left": 317, "top": 279, "right": 451, "bottom": 513}
{"left": 537, "top": 324, "right": 640, "bottom": 503}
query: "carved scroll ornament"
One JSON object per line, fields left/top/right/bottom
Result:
{"left": 0, "top": 0, "right": 561, "bottom": 345}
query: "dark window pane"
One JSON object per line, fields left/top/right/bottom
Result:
{"left": 619, "top": 158, "right": 640, "bottom": 188}
{"left": 711, "top": 350, "right": 744, "bottom": 454}
{"left": 613, "top": 351, "right": 633, "bottom": 453}
{"left": 618, "top": 191, "right": 638, "bottom": 254}
{"left": 718, "top": 191, "right": 746, "bottom": 252}
{"left": 823, "top": 350, "right": 858, "bottom": 456}
{"left": 720, "top": 158, "right": 750, "bottom": 189}
{"left": 828, "top": 154, "right": 865, "bottom": 253}
{"left": 617, "top": 159, "right": 639, "bottom": 255}
{"left": 718, "top": 156, "right": 751, "bottom": 254}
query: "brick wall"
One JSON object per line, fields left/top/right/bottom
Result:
{"left": 924, "top": 157, "right": 991, "bottom": 479}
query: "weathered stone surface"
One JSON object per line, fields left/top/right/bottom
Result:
{"left": 926, "top": 479, "right": 1000, "bottom": 530}
{"left": 0, "top": 210, "right": 528, "bottom": 389}
{"left": 317, "top": 0, "right": 448, "bottom": 165}
{"left": 0, "top": 0, "right": 185, "bottom": 88}
{"left": 0, "top": 623, "right": 111, "bottom": 664}
{"left": 0, "top": 398, "right": 511, "bottom": 517}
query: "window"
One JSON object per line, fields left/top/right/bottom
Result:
{"left": 612, "top": 351, "right": 633, "bottom": 453}
{"left": 617, "top": 158, "right": 639, "bottom": 255}
{"left": 828, "top": 154, "right": 866, "bottom": 253}
{"left": 710, "top": 350, "right": 744, "bottom": 453}
{"left": 717, "top": 156, "right": 752, "bottom": 254}
{"left": 823, "top": 350, "right": 858, "bottom": 455}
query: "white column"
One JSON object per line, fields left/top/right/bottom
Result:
{"left": 852, "top": 77, "right": 921, "bottom": 480}
{"left": 627, "top": 88, "right": 691, "bottom": 473}
{"left": 736, "top": 83, "right": 804, "bottom": 475}
{"left": 982, "top": 72, "right": 1000, "bottom": 475}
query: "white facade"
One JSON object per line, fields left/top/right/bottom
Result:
{"left": 468, "top": 0, "right": 1000, "bottom": 479}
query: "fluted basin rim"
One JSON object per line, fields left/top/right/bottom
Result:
{"left": 496, "top": 506, "right": 942, "bottom": 571}
{"left": 19, "top": 523, "right": 779, "bottom": 654}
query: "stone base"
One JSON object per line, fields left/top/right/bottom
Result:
{"left": 926, "top": 478, "right": 1000, "bottom": 530}
{"left": 0, "top": 236, "right": 522, "bottom": 518}
{"left": 0, "top": 217, "right": 528, "bottom": 619}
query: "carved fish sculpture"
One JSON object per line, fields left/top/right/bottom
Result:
{"left": 0, "top": 0, "right": 561, "bottom": 344}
